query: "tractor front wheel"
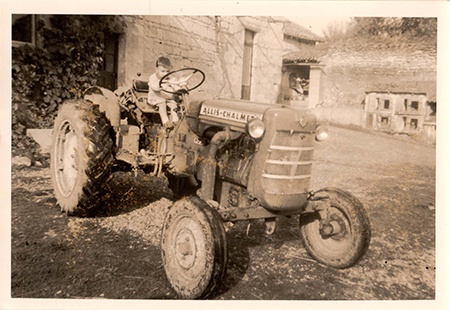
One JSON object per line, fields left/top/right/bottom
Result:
{"left": 300, "top": 188, "right": 371, "bottom": 268}
{"left": 161, "top": 196, "right": 227, "bottom": 299}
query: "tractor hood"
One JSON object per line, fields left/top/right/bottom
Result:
{"left": 186, "top": 98, "right": 291, "bottom": 135}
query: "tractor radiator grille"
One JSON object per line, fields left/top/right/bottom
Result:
{"left": 262, "top": 130, "right": 314, "bottom": 194}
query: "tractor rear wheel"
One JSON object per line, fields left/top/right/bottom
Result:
{"left": 161, "top": 196, "right": 227, "bottom": 299}
{"left": 300, "top": 188, "right": 371, "bottom": 268}
{"left": 50, "top": 100, "right": 114, "bottom": 216}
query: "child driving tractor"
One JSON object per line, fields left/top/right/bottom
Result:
{"left": 147, "top": 56, "right": 188, "bottom": 129}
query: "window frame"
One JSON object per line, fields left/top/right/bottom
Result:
{"left": 12, "top": 14, "right": 36, "bottom": 47}
{"left": 379, "top": 116, "right": 390, "bottom": 127}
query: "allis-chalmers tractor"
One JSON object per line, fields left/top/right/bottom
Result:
{"left": 50, "top": 67, "right": 371, "bottom": 299}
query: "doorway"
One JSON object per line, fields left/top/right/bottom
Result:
{"left": 281, "top": 64, "right": 310, "bottom": 104}
{"left": 98, "top": 32, "right": 119, "bottom": 91}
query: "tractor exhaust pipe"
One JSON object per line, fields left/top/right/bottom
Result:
{"left": 197, "top": 128, "right": 240, "bottom": 201}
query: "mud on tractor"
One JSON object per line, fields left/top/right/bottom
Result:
{"left": 50, "top": 68, "right": 371, "bottom": 299}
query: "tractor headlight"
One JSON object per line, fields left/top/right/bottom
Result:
{"left": 315, "top": 125, "right": 328, "bottom": 142}
{"left": 247, "top": 118, "right": 265, "bottom": 140}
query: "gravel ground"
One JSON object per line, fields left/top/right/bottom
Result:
{"left": 8, "top": 124, "right": 439, "bottom": 307}
{"left": 68, "top": 173, "right": 172, "bottom": 248}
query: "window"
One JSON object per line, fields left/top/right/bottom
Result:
{"left": 427, "top": 102, "right": 436, "bottom": 117}
{"left": 241, "top": 29, "right": 255, "bottom": 100}
{"left": 410, "top": 118, "right": 418, "bottom": 129}
{"left": 384, "top": 99, "right": 390, "bottom": 109}
{"left": 411, "top": 101, "right": 419, "bottom": 111}
{"left": 379, "top": 116, "right": 390, "bottom": 129}
{"left": 12, "top": 14, "right": 35, "bottom": 45}
{"left": 404, "top": 99, "right": 408, "bottom": 111}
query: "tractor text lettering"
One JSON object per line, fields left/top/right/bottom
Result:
{"left": 200, "top": 105, "right": 262, "bottom": 123}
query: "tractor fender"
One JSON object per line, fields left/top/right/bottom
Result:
{"left": 83, "top": 86, "right": 121, "bottom": 127}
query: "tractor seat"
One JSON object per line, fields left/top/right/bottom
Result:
{"left": 133, "top": 80, "right": 149, "bottom": 92}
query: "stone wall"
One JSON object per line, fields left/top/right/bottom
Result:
{"left": 118, "top": 16, "right": 286, "bottom": 103}
{"left": 313, "top": 106, "right": 364, "bottom": 126}
{"left": 311, "top": 40, "right": 436, "bottom": 131}
{"left": 321, "top": 41, "right": 437, "bottom": 109}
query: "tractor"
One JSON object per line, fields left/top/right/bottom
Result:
{"left": 50, "top": 67, "right": 371, "bottom": 299}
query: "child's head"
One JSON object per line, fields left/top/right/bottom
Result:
{"left": 155, "top": 56, "right": 172, "bottom": 78}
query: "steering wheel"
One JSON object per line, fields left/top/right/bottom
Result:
{"left": 159, "top": 67, "right": 205, "bottom": 94}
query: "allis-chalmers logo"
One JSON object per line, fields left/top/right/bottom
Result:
{"left": 200, "top": 104, "right": 263, "bottom": 123}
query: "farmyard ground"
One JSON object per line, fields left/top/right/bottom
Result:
{"left": 10, "top": 125, "right": 436, "bottom": 301}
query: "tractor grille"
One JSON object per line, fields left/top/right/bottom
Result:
{"left": 261, "top": 130, "right": 314, "bottom": 195}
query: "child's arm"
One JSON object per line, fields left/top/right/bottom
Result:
{"left": 149, "top": 74, "right": 162, "bottom": 92}
{"left": 149, "top": 74, "right": 172, "bottom": 99}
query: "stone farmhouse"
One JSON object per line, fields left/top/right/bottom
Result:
{"left": 109, "top": 16, "right": 324, "bottom": 108}
{"left": 12, "top": 15, "right": 324, "bottom": 106}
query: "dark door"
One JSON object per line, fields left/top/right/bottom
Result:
{"left": 241, "top": 29, "right": 254, "bottom": 100}
{"left": 98, "top": 32, "right": 119, "bottom": 91}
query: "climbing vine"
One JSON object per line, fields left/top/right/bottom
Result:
{"left": 11, "top": 15, "right": 126, "bottom": 159}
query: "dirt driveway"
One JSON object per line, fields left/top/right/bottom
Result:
{"left": 10, "top": 125, "right": 436, "bottom": 301}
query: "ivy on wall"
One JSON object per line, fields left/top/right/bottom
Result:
{"left": 11, "top": 15, "right": 126, "bottom": 159}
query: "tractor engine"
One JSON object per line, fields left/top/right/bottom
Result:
{"left": 216, "top": 134, "right": 256, "bottom": 187}
{"left": 215, "top": 135, "right": 258, "bottom": 210}
{"left": 185, "top": 98, "right": 318, "bottom": 214}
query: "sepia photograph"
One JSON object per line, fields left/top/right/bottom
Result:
{"left": 2, "top": 1, "right": 449, "bottom": 309}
